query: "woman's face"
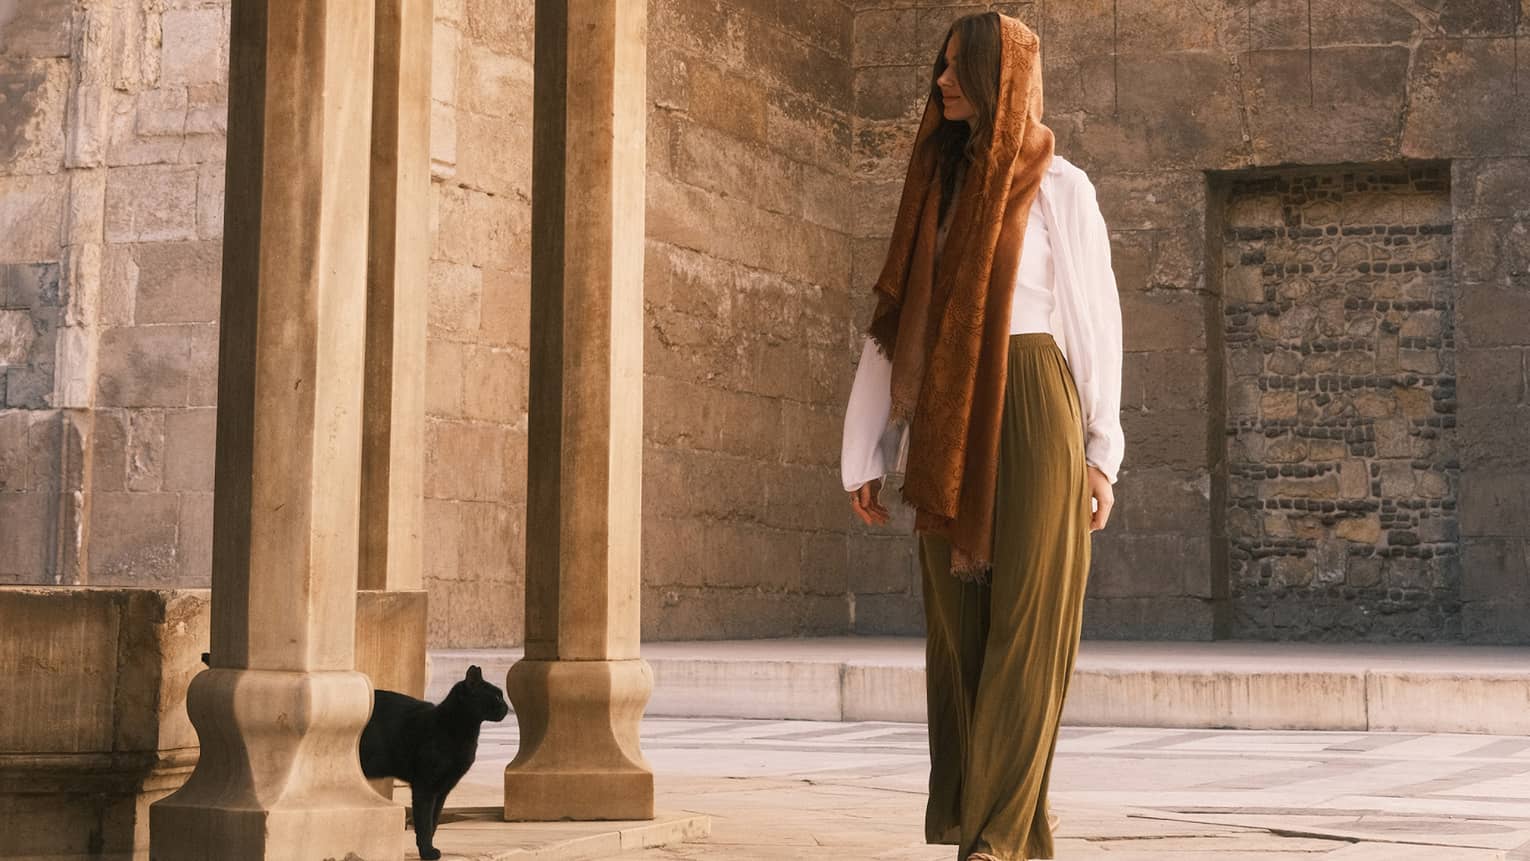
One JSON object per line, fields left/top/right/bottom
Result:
{"left": 936, "top": 31, "right": 975, "bottom": 125}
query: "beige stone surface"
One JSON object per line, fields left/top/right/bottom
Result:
{"left": 0, "top": 587, "right": 208, "bottom": 860}
{"left": 5, "top": 1, "right": 1530, "bottom": 646}
{"left": 504, "top": 0, "right": 654, "bottom": 821}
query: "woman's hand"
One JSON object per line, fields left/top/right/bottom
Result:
{"left": 1087, "top": 465, "right": 1113, "bottom": 532}
{"left": 850, "top": 478, "right": 890, "bottom": 527}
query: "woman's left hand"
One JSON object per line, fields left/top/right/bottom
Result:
{"left": 1086, "top": 465, "right": 1113, "bottom": 532}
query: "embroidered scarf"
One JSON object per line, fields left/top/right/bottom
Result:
{"left": 866, "top": 14, "right": 1055, "bottom": 581}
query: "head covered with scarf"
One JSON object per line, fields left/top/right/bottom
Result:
{"left": 866, "top": 11, "right": 1056, "bottom": 580}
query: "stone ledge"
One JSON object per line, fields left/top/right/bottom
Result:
{"left": 431, "top": 638, "right": 1530, "bottom": 734}
{"left": 422, "top": 807, "right": 710, "bottom": 861}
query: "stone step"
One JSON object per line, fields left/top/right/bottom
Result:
{"left": 427, "top": 637, "right": 1530, "bottom": 735}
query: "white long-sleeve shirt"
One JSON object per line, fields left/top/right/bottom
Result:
{"left": 841, "top": 153, "right": 1125, "bottom": 493}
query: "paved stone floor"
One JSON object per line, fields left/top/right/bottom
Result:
{"left": 453, "top": 717, "right": 1530, "bottom": 860}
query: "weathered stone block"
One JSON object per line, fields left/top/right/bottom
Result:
{"left": 460, "top": 344, "right": 524, "bottom": 423}
{"left": 1404, "top": 37, "right": 1529, "bottom": 158}
{"left": 687, "top": 62, "right": 769, "bottom": 145}
{"left": 1453, "top": 158, "right": 1530, "bottom": 220}
{"left": 160, "top": 8, "right": 227, "bottom": 86}
{"left": 105, "top": 165, "right": 199, "bottom": 244}
{"left": 0, "top": 0, "right": 72, "bottom": 57}
{"left": 1244, "top": 47, "right": 1409, "bottom": 165}
{"left": 0, "top": 587, "right": 206, "bottom": 859}
{"left": 1460, "top": 469, "right": 1530, "bottom": 537}
{"left": 87, "top": 491, "right": 179, "bottom": 583}
{"left": 0, "top": 58, "right": 70, "bottom": 174}
{"left": 1120, "top": 408, "right": 1208, "bottom": 470}
{"left": 133, "top": 241, "right": 221, "bottom": 324}
{"left": 1460, "top": 286, "right": 1530, "bottom": 348}
{"left": 0, "top": 173, "right": 63, "bottom": 263}
{"left": 162, "top": 407, "right": 214, "bottom": 492}
{"left": 96, "top": 324, "right": 197, "bottom": 407}
{"left": 0, "top": 587, "right": 425, "bottom": 858}
{"left": 424, "top": 418, "right": 506, "bottom": 502}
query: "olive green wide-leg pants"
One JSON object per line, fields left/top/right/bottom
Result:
{"left": 919, "top": 332, "right": 1093, "bottom": 861}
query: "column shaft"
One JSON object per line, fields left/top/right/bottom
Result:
{"left": 504, "top": 0, "right": 654, "bottom": 821}
{"left": 149, "top": 0, "right": 401, "bottom": 855}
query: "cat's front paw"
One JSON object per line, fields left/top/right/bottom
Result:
{"left": 417, "top": 847, "right": 441, "bottom": 861}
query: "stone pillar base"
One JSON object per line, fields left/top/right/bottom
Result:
{"left": 503, "top": 658, "right": 654, "bottom": 821}
{"left": 150, "top": 669, "right": 401, "bottom": 860}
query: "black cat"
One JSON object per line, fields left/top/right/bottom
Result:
{"left": 359, "top": 665, "right": 511, "bottom": 860}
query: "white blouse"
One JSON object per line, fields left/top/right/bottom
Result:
{"left": 840, "top": 154, "right": 1125, "bottom": 493}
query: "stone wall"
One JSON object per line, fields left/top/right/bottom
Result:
{"left": 847, "top": 1, "right": 1529, "bottom": 642}
{"left": 1, "top": 0, "right": 224, "bottom": 588}
{"left": 1218, "top": 164, "right": 1460, "bottom": 639}
{"left": 5, "top": 1, "right": 1527, "bottom": 645}
{"left": 0, "top": 0, "right": 866, "bottom": 646}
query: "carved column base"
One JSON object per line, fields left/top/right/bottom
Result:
{"left": 150, "top": 669, "right": 401, "bottom": 860}
{"left": 503, "top": 658, "right": 654, "bottom": 821}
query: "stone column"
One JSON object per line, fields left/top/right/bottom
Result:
{"left": 356, "top": 0, "right": 432, "bottom": 718}
{"left": 147, "top": 0, "right": 402, "bottom": 856}
{"left": 502, "top": 0, "right": 653, "bottom": 822}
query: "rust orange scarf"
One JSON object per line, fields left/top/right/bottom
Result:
{"left": 866, "top": 14, "right": 1055, "bottom": 581}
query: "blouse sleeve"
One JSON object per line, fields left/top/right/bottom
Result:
{"left": 841, "top": 336, "right": 894, "bottom": 492}
{"left": 1078, "top": 179, "right": 1126, "bottom": 485}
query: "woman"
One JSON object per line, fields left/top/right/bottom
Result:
{"left": 839, "top": 11, "right": 1124, "bottom": 861}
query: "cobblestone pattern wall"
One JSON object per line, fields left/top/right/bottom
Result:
{"left": 1219, "top": 165, "right": 1461, "bottom": 639}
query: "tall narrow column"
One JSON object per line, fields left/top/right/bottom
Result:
{"left": 503, "top": 0, "right": 653, "bottom": 821}
{"left": 148, "top": 0, "right": 401, "bottom": 856}
{"left": 360, "top": 0, "right": 430, "bottom": 597}
{"left": 356, "top": 0, "right": 432, "bottom": 730}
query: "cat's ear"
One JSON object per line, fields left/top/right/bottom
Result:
{"left": 467, "top": 665, "right": 483, "bottom": 682}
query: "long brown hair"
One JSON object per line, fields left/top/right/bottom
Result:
{"left": 928, "top": 11, "right": 1003, "bottom": 224}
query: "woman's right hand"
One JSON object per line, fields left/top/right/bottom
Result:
{"left": 849, "top": 478, "right": 890, "bottom": 527}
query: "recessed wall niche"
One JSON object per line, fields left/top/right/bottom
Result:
{"left": 1214, "top": 163, "right": 1459, "bottom": 640}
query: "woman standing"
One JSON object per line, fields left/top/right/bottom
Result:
{"left": 840, "top": 12, "right": 1125, "bottom": 861}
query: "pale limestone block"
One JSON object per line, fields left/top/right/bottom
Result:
{"left": 88, "top": 491, "right": 179, "bottom": 581}
{"left": 478, "top": 266, "right": 529, "bottom": 349}
{"left": 159, "top": 8, "right": 227, "bottom": 86}
{"left": 425, "top": 338, "right": 466, "bottom": 417}
{"left": 134, "top": 87, "right": 188, "bottom": 137}
{"left": 427, "top": 258, "right": 482, "bottom": 333}
{"left": 184, "top": 82, "right": 227, "bottom": 135}
{"left": 0, "top": 57, "right": 70, "bottom": 174}
{"left": 460, "top": 345, "right": 523, "bottom": 422}
{"left": 1367, "top": 671, "right": 1530, "bottom": 734}
{"left": 125, "top": 408, "right": 165, "bottom": 491}
{"left": 104, "top": 165, "right": 198, "bottom": 243}
{"left": 176, "top": 491, "right": 212, "bottom": 582}
{"left": 95, "top": 324, "right": 192, "bottom": 407}
{"left": 0, "top": 173, "right": 65, "bottom": 263}
{"left": 455, "top": 109, "right": 526, "bottom": 197}
{"left": 456, "top": 41, "right": 532, "bottom": 118}
{"left": 162, "top": 407, "right": 214, "bottom": 492}
{"left": 432, "top": 22, "right": 459, "bottom": 104}
{"left": 195, "top": 161, "right": 223, "bottom": 239}
{"left": 0, "top": 0, "right": 72, "bottom": 57}
{"left": 100, "top": 243, "right": 138, "bottom": 325}
{"left": 430, "top": 98, "right": 458, "bottom": 177}
{"left": 132, "top": 240, "right": 220, "bottom": 324}
{"left": 0, "top": 310, "right": 35, "bottom": 364}
{"left": 53, "top": 324, "right": 95, "bottom": 408}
